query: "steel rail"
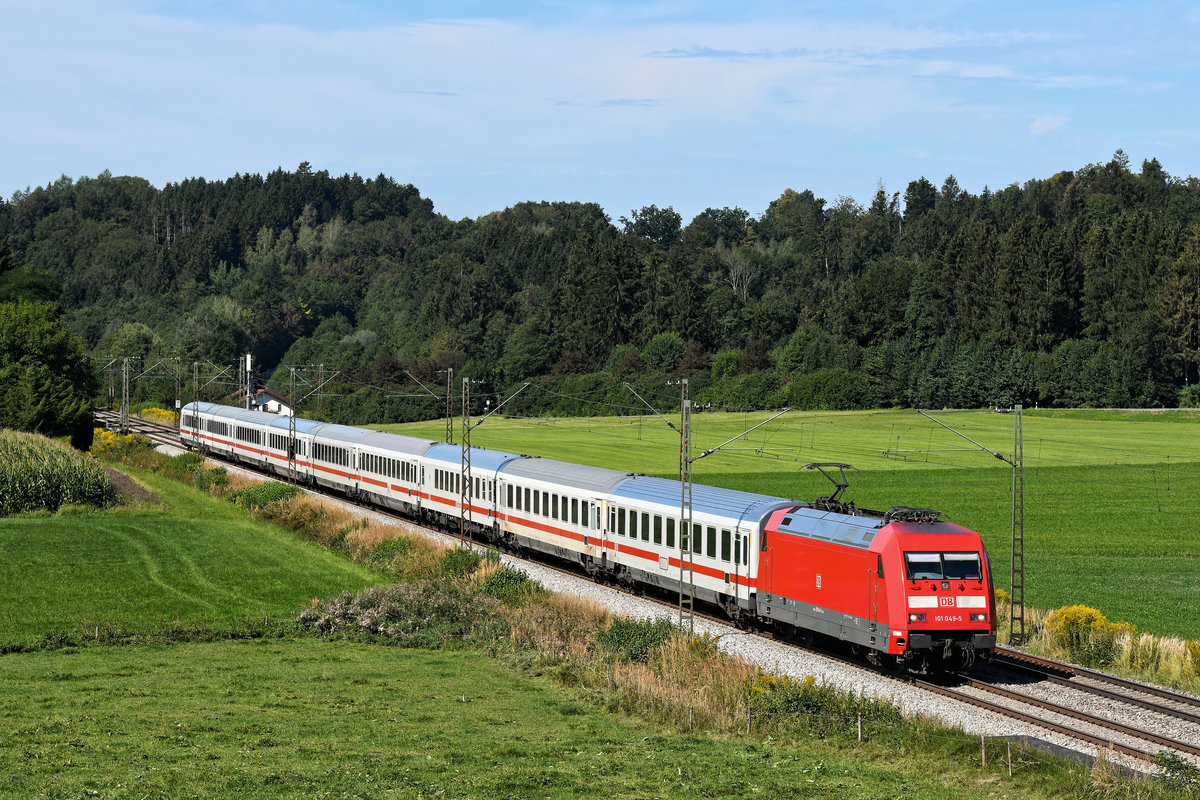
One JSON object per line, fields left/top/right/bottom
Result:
{"left": 995, "top": 647, "right": 1200, "bottom": 711}
{"left": 912, "top": 679, "right": 1160, "bottom": 760}
{"left": 954, "top": 677, "right": 1200, "bottom": 758}
{"left": 990, "top": 651, "right": 1200, "bottom": 727}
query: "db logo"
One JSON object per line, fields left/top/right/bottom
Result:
{"left": 939, "top": 597, "right": 954, "bottom": 607}
{"left": 816, "top": 574, "right": 822, "bottom": 589}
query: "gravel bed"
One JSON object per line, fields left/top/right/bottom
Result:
{"left": 156, "top": 445, "right": 1163, "bottom": 772}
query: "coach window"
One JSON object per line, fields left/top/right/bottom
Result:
{"left": 653, "top": 516, "right": 662, "bottom": 545}
{"left": 616, "top": 507, "right": 625, "bottom": 536}
{"left": 721, "top": 529, "right": 731, "bottom": 562}
{"left": 641, "top": 513, "right": 650, "bottom": 542}
{"left": 734, "top": 533, "right": 742, "bottom": 565}
{"left": 706, "top": 526, "right": 717, "bottom": 559}
{"left": 571, "top": 498, "right": 579, "bottom": 525}
{"left": 532, "top": 490, "right": 540, "bottom": 515}
{"left": 666, "top": 518, "right": 675, "bottom": 549}
{"left": 550, "top": 494, "right": 558, "bottom": 520}
{"left": 692, "top": 523, "right": 702, "bottom": 553}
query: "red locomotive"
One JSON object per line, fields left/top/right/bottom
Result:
{"left": 756, "top": 464, "right": 996, "bottom": 673}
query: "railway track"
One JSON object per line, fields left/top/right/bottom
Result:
{"left": 98, "top": 408, "right": 1200, "bottom": 764}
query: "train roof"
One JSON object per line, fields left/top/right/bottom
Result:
{"left": 268, "top": 415, "right": 324, "bottom": 435}
{"left": 422, "top": 443, "right": 524, "bottom": 473}
{"left": 611, "top": 475, "right": 794, "bottom": 528}
{"left": 500, "top": 456, "right": 631, "bottom": 494}
{"left": 304, "top": 421, "right": 378, "bottom": 445}
{"left": 358, "top": 430, "right": 442, "bottom": 457}
{"left": 189, "top": 401, "right": 283, "bottom": 427}
{"left": 772, "top": 506, "right": 885, "bottom": 550}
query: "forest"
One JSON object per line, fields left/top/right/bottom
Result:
{"left": 2, "top": 151, "right": 1200, "bottom": 425}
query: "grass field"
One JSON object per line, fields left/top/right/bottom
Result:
{"left": 0, "top": 455, "right": 1179, "bottom": 798}
{"left": 381, "top": 408, "right": 1200, "bottom": 639}
{"left": 0, "top": 468, "right": 384, "bottom": 646}
{"left": 0, "top": 638, "right": 1076, "bottom": 799}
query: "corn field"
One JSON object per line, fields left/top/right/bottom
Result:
{"left": 0, "top": 429, "right": 116, "bottom": 515}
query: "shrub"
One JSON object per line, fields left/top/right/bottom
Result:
{"left": 165, "top": 451, "right": 204, "bottom": 476}
{"left": 1154, "top": 752, "right": 1200, "bottom": 796}
{"left": 90, "top": 427, "right": 159, "bottom": 466}
{"left": 480, "top": 566, "right": 537, "bottom": 603}
{"left": 193, "top": 466, "right": 229, "bottom": 492}
{"left": 438, "top": 547, "right": 482, "bottom": 579}
{"left": 296, "top": 582, "right": 507, "bottom": 647}
{"left": 744, "top": 670, "right": 902, "bottom": 734}
{"left": 1046, "top": 604, "right": 1135, "bottom": 666}
{"left": 136, "top": 406, "right": 177, "bottom": 426}
{"left": 598, "top": 617, "right": 675, "bottom": 663}
{"left": 228, "top": 481, "right": 304, "bottom": 510}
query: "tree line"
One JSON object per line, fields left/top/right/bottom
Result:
{"left": 3, "top": 151, "right": 1200, "bottom": 427}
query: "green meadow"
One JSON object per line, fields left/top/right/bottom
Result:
{"left": 0, "top": 463, "right": 1100, "bottom": 800}
{"left": 383, "top": 408, "right": 1200, "bottom": 639}
{"left": 1, "top": 639, "right": 1040, "bottom": 800}
{"left": 0, "top": 468, "right": 383, "bottom": 647}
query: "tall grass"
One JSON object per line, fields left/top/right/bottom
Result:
{"left": 0, "top": 429, "right": 115, "bottom": 515}
{"left": 995, "top": 597, "right": 1200, "bottom": 691}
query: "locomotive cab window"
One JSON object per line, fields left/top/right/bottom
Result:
{"left": 943, "top": 552, "right": 982, "bottom": 580}
{"left": 904, "top": 553, "right": 942, "bottom": 580}
{"left": 904, "top": 552, "right": 981, "bottom": 581}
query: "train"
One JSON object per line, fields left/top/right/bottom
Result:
{"left": 180, "top": 401, "right": 997, "bottom": 673}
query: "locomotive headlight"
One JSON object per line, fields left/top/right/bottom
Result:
{"left": 970, "top": 612, "right": 988, "bottom": 622}
{"left": 908, "top": 613, "right": 926, "bottom": 623}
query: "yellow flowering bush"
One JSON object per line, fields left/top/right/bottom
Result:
{"left": 1046, "top": 604, "right": 1135, "bottom": 666}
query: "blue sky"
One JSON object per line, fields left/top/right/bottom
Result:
{"left": 3, "top": 1, "right": 1198, "bottom": 222}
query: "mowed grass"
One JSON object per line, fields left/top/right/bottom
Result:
{"left": 383, "top": 408, "right": 1200, "bottom": 639}
{"left": 0, "top": 639, "right": 1036, "bottom": 800}
{"left": 0, "top": 468, "right": 384, "bottom": 645}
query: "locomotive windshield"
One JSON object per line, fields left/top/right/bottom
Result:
{"left": 904, "top": 551, "right": 982, "bottom": 581}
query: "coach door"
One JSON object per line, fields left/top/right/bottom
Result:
{"left": 594, "top": 499, "right": 609, "bottom": 565}
{"left": 735, "top": 527, "right": 751, "bottom": 605}
{"left": 868, "top": 555, "right": 883, "bottom": 636}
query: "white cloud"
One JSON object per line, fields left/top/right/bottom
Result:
{"left": 1031, "top": 115, "right": 1068, "bottom": 136}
